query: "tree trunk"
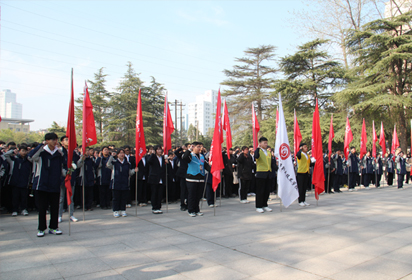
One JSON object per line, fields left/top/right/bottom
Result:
{"left": 398, "top": 107, "right": 408, "bottom": 151}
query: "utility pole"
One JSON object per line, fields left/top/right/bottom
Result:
{"left": 174, "top": 99, "right": 178, "bottom": 146}
{"left": 180, "top": 100, "right": 183, "bottom": 146}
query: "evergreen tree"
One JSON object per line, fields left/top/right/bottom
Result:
{"left": 334, "top": 12, "right": 412, "bottom": 151}
{"left": 48, "top": 121, "right": 66, "bottom": 139}
{"left": 273, "top": 39, "right": 346, "bottom": 145}
{"left": 221, "top": 45, "right": 277, "bottom": 142}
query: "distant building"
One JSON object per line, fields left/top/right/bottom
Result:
{"left": 0, "top": 118, "right": 33, "bottom": 133}
{"left": 0, "top": 89, "right": 23, "bottom": 119}
{"left": 188, "top": 90, "right": 218, "bottom": 136}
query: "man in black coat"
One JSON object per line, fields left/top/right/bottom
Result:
{"left": 236, "top": 146, "right": 254, "bottom": 203}
{"left": 174, "top": 143, "right": 190, "bottom": 211}
{"left": 147, "top": 145, "right": 168, "bottom": 214}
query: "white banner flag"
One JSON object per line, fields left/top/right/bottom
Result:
{"left": 274, "top": 93, "right": 299, "bottom": 208}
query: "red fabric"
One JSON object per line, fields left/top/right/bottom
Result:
{"left": 0, "top": 115, "right": 2, "bottom": 122}
{"left": 328, "top": 114, "right": 334, "bottom": 161}
{"left": 65, "top": 70, "right": 77, "bottom": 206}
{"left": 222, "top": 100, "right": 232, "bottom": 159}
{"left": 344, "top": 117, "right": 353, "bottom": 159}
{"left": 252, "top": 105, "right": 260, "bottom": 150}
{"left": 210, "top": 90, "right": 224, "bottom": 192}
{"left": 163, "top": 94, "right": 175, "bottom": 154}
{"left": 82, "top": 82, "right": 97, "bottom": 154}
{"left": 391, "top": 125, "right": 399, "bottom": 156}
{"left": 379, "top": 122, "right": 386, "bottom": 157}
{"left": 360, "top": 119, "right": 367, "bottom": 159}
{"left": 311, "top": 99, "right": 324, "bottom": 200}
{"left": 293, "top": 110, "right": 302, "bottom": 157}
{"left": 136, "top": 89, "right": 146, "bottom": 167}
{"left": 372, "top": 121, "right": 377, "bottom": 158}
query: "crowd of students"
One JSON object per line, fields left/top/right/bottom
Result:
{"left": 0, "top": 133, "right": 409, "bottom": 237}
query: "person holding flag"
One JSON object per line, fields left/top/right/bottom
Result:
{"left": 296, "top": 143, "right": 315, "bottom": 206}
{"left": 254, "top": 137, "right": 274, "bottom": 213}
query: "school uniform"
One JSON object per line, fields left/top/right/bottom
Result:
{"left": 147, "top": 154, "right": 167, "bottom": 211}
{"left": 296, "top": 150, "right": 311, "bottom": 203}
{"left": 395, "top": 155, "right": 407, "bottom": 189}
{"left": 347, "top": 153, "right": 360, "bottom": 189}
{"left": 136, "top": 156, "right": 149, "bottom": 204}
{"left": 182, "top": 150, "right": 210, "bottom": 214}
{"left": 174, "top": 148, "right": 188, "bottom": 210}
{"left": 125, "top": 154, "right": 136, "bottom": 205}
{"left": 254, "top": 148, "right": 272, "bottom": 208}
{"left": 222, "top": 152, "right": 233, "bottom": 197}
{"left": 96, "top": 155, "right": 112, "bottom": 209}
{"left": 386, "top": 155, "right": 395, "bottom": 185}
{"left": 237, "top": 153, "right": 254, "bottom": 201}
{"left": 167, "top": 157, "right": 177, "bottom": 202}
{"left": 0, "top": 154, "right": 12, "bottom": 213}
{"left": 4, "top": 150, "right": 32, "bottom": 213}
{"left": 29, "top": 144, "right": 66, "bottom": 231}
{"left": 363, "top": 156, "right": 374, "bottom": 187}
{"left": 106, "top": 156, "right": 135, "bottom": 211}
{"left": 332, "top": 154, "right": 344, "bottom": 192}
{"left": 375, "top": 157, "right": 383, "bottom": 187}
{"left": 58, "top": 148, "right": 80, "bottom": 218}
{"left": 77, "top": 156, "right": 96, "bottom": 210}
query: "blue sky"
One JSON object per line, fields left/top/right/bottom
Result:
{"left": 1, "top": 0, "right": 312, "bottom": 130}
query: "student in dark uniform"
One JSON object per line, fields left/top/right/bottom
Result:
{"left": 375, "top": 153, "right": 383, "bottom": 187}
{"left": 96, "top": 146, "right": 112, "bottom": 210}
{"left": 29, "top": 133, "right": 66, "bottom": 237}
{"left": 77, "top": 148, "right": 96, "bottom": 211}
{"left": 363, "top": 151, "right": 374, "bottom": 189}
{"left": 167, "top": 151, "right": 177, "bottom": 203}
{"left": 395, "top": 149, "right": 407, "bottom": 189}
{"left": 174, "top": 144, "right": 189, "bottom": 211}
{"left": 136, "top": 148, "right": 149, "bottom": 206}
{"left": 147, "top": 146, "right": 168, "bottom": 214}
{"left": 106, "top": 148, "right": 137, "bottom": 217}
{"left": 4, "top": 145, "right": 32, "bottom": 216}
{"left": 237, "top": 146, "right": 254, "bottom": 204}
{"left": 296, "top": 143, "right": 314, "bottom": 206}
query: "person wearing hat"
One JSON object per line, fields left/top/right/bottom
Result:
{"left": 296, "top": 143, "right": 315, "bottom": 206}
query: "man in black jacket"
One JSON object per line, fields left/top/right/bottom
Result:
{"left": 147, "top": 146, "right": 168, "bottom": 214}
{"left": 237, "top": 146, "right": 253, "bottom": 203}
{"left": 174, "top": 143, "right": 190, "bottom": 211}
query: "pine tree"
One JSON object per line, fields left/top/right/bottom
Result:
{"left": 221, "top": 45, "right": 277, "bottom": 143}
{"left": 334, "top": 12, "right": 412, "bottom": 151}
{"left": 273, "top": 39, "right": 346, "bottom": 145}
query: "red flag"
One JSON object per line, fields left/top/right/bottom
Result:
{"left": 135, "top": 89, "right": 146, "bottom": 167}
{"left": 379, "top": 122, "right": 386, "bottom": 156}
{"left": 82, "top": 81, "right": 97, "bottom": 154}
{"left": 0, "top": 115, "right": 2, "bottom": 122}
{"left": 65, "top": 69, "right": 77, "bottom": 206}
{"left": 293, "top": 109, "right": 302, "bottom": 157}
{"left": 275, "top": 107, "right": 279, "bottom": 135}
{"left": 344, "top": 117, "right": 353, "bottom": 159}
{"left": 252, "top": 105, "right": 260, "bottom": 150}
{"left": 222, "top": 100, "right": 232, "bottom": 159}
{"left": 372, "top": 120, "right": 377, "bottom": 158}
{"left": 391, "top": 124, "right": 399, "bottom": 155}
{"left": 163, "top": 93, "right": 175, "bottom": 154}
{"left": 360, "top": 119, "right": 367, "bottom": 159}
{"left": 210, "top": 90, "right": 224, "bottom": 192}
{"left": 328, "top": 114, "right": 334, "bottom": 161}
{"left": 311, "top": 99, "right": 324, "bottom": 200}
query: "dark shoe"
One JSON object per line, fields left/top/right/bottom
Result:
{"left": 180, "top": 207, "right": 187, "bottom": 211}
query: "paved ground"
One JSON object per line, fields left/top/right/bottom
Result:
{"left": 1, "top": 183, "right": 412, "bottom": 280}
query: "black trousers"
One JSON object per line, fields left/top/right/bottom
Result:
{"left": 224, "top": 173, "right": 233, "bottom": 197}
{"left": 137, "top": 180, "right": 147, "bottom": 204}
{"left": 398, "top": 174, "right": 404, "bottom": 188}
{"left": 99, "top": 185, "right": 110, "bottom": 208}
{"left": 84, "top": 186, "right": 94, "bottom": 209}
{"left": 388, "top": 172, "right": 394, "bottom": 186}
{"left": 180, "top": 179, "right": 188, "bottom": 207}
{"left": 376, "top": 174, "right": 382, "bottom": 187}
{"left": 12, "top": 187, "right": 28, "bottom": 212}
{"left": 406, "top": 172, "right": 410, "bottom": 183}
{"left": 112, "top": 189, "right": 128, "bottom": 211}
{"left": 128, "top": 174, "right": 136, "bottom": 204}
{"left": 36, "top": 190, "right": 60, "bottom": 231}
{"left": 186, "top": 181, "right": 203, "bottom": 213}
{"left": 1, "top": 185, "right": 13, "bottom": 212}
{"left": 167, "top": 180, "right": 176, "bottom": 201}
{"left": 255, "top": 176, "right": 270, "bottom": 208}
{"left": 297, "top": 173, "right": 310, "bottom": 203}
{"left": 349, "top": 173, "right": 357, "bottom": 189}
{"left": 206, "top": 182, "right": 214, "bottom": 205}
{"left": 239, "top": 179, "right": 250, "bottom": 200}
{"left": 93, "top": 184, "right": 99, "bottom": 205}
{"left": 151, "top": 184, "right": 163, "bottom": 210}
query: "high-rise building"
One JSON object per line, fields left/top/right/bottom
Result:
{"left": 187, "top": 90, "right": 218, "bottom": 136}
{"left": 0, "top": 89, "right": 23, "bottom": 119}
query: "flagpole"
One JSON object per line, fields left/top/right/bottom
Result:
{"left": 214, "top": 190, "right": 216, "bottom": 216}
{"left": 82, "top": 173, "right": 85, "bottom": 222}
{"left": 219, "top": 179, "right": 222, "bottom": 207}
{"left": 200, "top": 172, "right": 209, "bottom": 209}
{"left": 135, "top": 172, "right": 138, "bottom": 217}
{"left": 327, "top": 165, "right": 331, "bottom": 194}
{"left": 165, "top": 157, "right": 169, "bottom": 213}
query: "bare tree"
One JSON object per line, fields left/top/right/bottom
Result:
{"left": 291, "top": 0, "right": 386, "bottom": 68}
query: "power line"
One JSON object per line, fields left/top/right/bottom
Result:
{"left": 2, "top": 2, "right": 231, "bottom": 67}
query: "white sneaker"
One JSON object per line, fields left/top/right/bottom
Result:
{"left": 196, "top": 212, "right": 204, "bottom": 216}
{"left": 126, "top": 204, "right": 131, "bottom": 208}
{"left": 305, "top": 193, "right": 308, "bottom": 197}
{"left": 121, "top": 211, "right": 127, "bottom": 217}
{"left": 348, "top": 189, "right": 354, "bottom": 192}
{"left": 188, "top": 212, "right": 196, "bottom": 217}
{"left": 299, "top": 202, "right": 305, "bottom": 207}
{"left": 365, "top": 186, "right": 370, "bottom": 189}
{"left": 37, "top": 230, "right": 45, "bottom": 237}
{"left": 22, "top": 209, "right": 29, "bottom": 216}
{"left": 303, "top": 202, "right": 310, "bottom": 206}
{"left": 113, "top": 211, "right": 119, "bottom": 218}
{"left": 209, "top": 204, "right": 214, "bottom": 207}
{"left": 70, "top": 216, "right": 78, "bottom": 222}
{"left": 12, "top": 212, "right": 18, "bottom": 217}
{"left": 240, "top": 200, "right": 248, "bottom": 204}
{"left": 263, "top": 207, "right": 272, "bottom": 212}
{"left": 58, "top": 217, "right": 62, "bottom": 223}
{"left": 256, "top": 208, "right": 264, "bottom": 213}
